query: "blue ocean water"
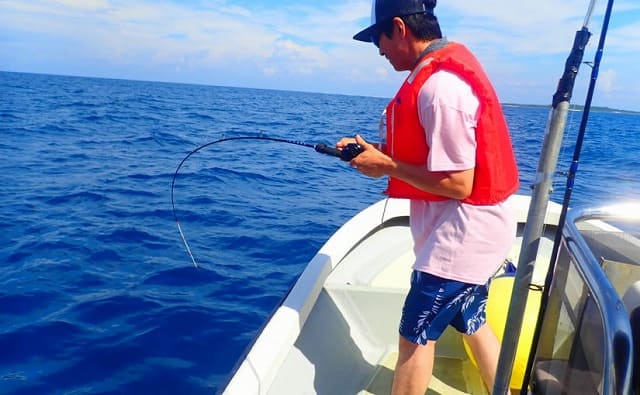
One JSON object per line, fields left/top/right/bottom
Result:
{"left": 1, "top": 71, "right": 638, "bottom": 394}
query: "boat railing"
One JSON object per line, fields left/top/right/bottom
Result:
{"left": 530, "top": 203, "right": 639, "bottom": 395}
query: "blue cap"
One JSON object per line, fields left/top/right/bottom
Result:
{"left": 353, "top": 0, "right": 434, "bottom": 42}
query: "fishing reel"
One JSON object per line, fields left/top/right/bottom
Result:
{"left": 314, "top": 143, "right": 364, "bottom": 161}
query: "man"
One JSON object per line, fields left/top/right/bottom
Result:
{"left": 339, "top": 0, "right": 520, "bottom": 393}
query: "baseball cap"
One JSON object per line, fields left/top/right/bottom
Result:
{"left": 353, "top": 0, "right": 434, "bottom": 42}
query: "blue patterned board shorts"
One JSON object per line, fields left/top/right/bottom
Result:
{"left": 399, "top": 270, "right": 490, "bottom": 345}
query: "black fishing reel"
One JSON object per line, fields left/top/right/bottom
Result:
{"left": 314, "top": 143, "right": 364, "bottom": 161}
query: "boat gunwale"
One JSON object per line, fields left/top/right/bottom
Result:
{"left": 220, "top": 198, "right": 411, "bottom": 394}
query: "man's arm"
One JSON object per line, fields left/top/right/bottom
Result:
{"left": 349, "top": 134, "right": 474, "bottom": 200}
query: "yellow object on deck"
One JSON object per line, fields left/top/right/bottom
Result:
{"left": 464, "top": 276, "right": 542, "bottom": 390}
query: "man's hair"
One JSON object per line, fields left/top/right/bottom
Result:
{"left": 403, "top": 12, "right": 442, "bottom": 41}
{"left": 380, "top": 11, "right": 442, "bottom": 42}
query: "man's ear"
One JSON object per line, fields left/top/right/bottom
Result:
{"left": 393, "top": 17, "right": 407, "bottom": 39}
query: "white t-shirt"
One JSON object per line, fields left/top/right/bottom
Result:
{"left": 410, "top": 69, "right": 516, "bottom": 284}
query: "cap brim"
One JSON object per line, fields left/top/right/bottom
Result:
{"left": 353, "top": 24, "right": 377, "bottom": 42}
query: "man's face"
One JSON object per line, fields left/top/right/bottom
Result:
{"left": 376, "top": 20, "right": 412, "bottom": 72}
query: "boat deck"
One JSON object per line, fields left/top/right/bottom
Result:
{"left": 362, "top": 352, "right": 488, "bottom": 395}
{"left": 313, "top": 213, "right": 556, "bottom": 395}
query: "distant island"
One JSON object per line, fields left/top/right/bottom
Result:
{"left": 503, "top": 102, "right": 640, "bottom": 115}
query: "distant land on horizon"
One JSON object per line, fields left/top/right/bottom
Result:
{"left": 503, "top": 102, "right": 640, "bottom": 115}
{"left": 3, "top": 70, "right": 639, "bottom": 115}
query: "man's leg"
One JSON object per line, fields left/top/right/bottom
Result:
{"left": 391, "top": 336, "right": 436, "bottom": 395}
{"left": 462, "top": 323, "right": 500, "bottom": 391}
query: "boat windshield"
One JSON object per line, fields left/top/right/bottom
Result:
{"left": 530, "top": 204, "right": 640, "bottom": 395}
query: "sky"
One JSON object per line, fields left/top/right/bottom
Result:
{"left": 2, "top": 0, "right": 640, "bottom": 112}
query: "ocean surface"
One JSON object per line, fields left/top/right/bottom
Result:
{"left": 1, "top": 71, "right": 639, "bottom": 394}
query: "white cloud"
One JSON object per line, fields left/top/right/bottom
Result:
{"left": 1, "top": 0, "right": 639, "bottom": 110}
{"left": 52, "top": 0, "right": 110, "bottom": 9}
{"left": 607, "top": 22, "right": 640, "bottom": 52}
{"left": 268, "top": 39, "right": 330, "bottom": 75}
{"left": 598, "top": 68, "right": 617, "bottom": 94}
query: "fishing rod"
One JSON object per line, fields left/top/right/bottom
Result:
{"left": 519, "top": 0, "right": 616, "bottom": 392}
{"left": 492, "top": 0, "right": 614, "bottom": 393}
{"left": 171, "top": 135, "right": 363, "bottom": 268}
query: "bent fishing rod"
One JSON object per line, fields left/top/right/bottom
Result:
{"left": 171, "top": 136, "right": 363, "bottom": 268}
{"left": 493, "top": 0, "right": 615, "bottom": 393}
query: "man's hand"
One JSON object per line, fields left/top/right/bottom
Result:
{"left": 350, "top": 135, "right": 394, "bottom": 178}
{"left": 336, "top": 136, "right": 357, "bottom": 150}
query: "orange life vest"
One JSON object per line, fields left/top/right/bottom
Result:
{"left": 384, "top": 42, "right": 519, "bottom": 205}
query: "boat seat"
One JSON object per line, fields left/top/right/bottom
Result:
{"left": 532, "top": 290, "right": 606, "bottom": 393}
{"left": 532, "top": 359, "right": 601, "bottom": 394}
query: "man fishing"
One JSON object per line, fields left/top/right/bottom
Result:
{"left": 338, "top": 0, "right": 520, "bottom": 393}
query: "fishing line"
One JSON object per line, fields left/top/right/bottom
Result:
{"left": 170, "top": 135, "right": 363, "bottom": 268}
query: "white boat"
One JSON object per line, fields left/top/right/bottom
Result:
{"left": 220, "top": 1, "right": 640, "bottom": 393}
{"left": 220, "top": 195, "right": 640, "bottom": 394}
